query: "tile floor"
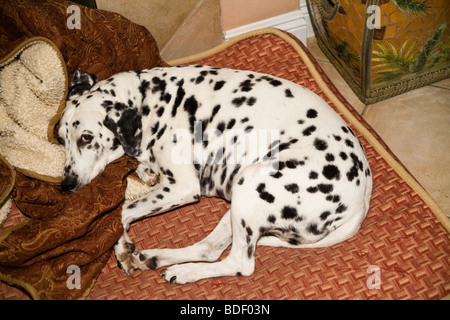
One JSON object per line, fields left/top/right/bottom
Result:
{"left": 161, "top": 32, "right": 450, "bottom": 218}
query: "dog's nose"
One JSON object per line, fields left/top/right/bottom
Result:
{"left": 61, "top": 175, "right": 79, "bottom": 192}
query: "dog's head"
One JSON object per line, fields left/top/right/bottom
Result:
{"left": 58, "top": 70, "right": 142, "bottom": 192}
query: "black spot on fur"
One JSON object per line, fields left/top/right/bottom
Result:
{"left": 162, "top": 93, "right": 171, "bottom": 103}
{"left": 139, "top": 80, "right": 150, "bottom": 100}
{"left": 307, "top": 223, "right": 322, "bottom": 235}
{"left": 239, "top": 79, "right": 254, "bottom": 92}
{"left": 220, "top": 167, "right": 227, "bottom": 185}
{"left": 214, "top": 80, "right": 225, "bottom": 91}
{"left": 320, "top": 211, "right": 331, "bottom": 220}
{"left": 256, "top": 183, "right": 275, "bottom": 203}
{"left": 156, "top": 106, "right": 164, "bottom": 117}
{"left": 226, "top": 165, "right": 241, "bottom": 194}
{"left": 247, "top": 245, "right": 254, "bottom": 259}
{"left": 326, "top": 194, "right": 340, "bottom": 203}
{"left": 318, "top": 183, "right": 333, "bottom": 194}
{"left": 284, "top": 183, "right": 299, "bottom": 193}
{"left": 227, "top": 119, "right": 236, "bottom": 130}
{"left": 171, "top": 79, "right": 185, "bottom": 117}
{"left": 195, "top": 76, "right": 205, "bottom": 84}
{"left": 345, "top": 139, "right": 354, "bottom": 148}
{"left": 209, "top": 104, "right": 221, "bottom": 122}
{"left": 272, "top": 171, "right": 283, "bottom": 179}
{"left": 309, "top": 171, "right": 318, "bottom": 179}
{"left": 156, "top": 124, "right": 167, "bottom": 140}
{"left": 151, "top": 121, "right": 160, "bottom": 135}
{"left": 260, "top": 76, "right": 282, "bottom": 87}
{"left": 286, "top": 160, "right": 301, "bottom": 168}
{"left": 232, "top": 96, "right": 247, "bottom": 107}
{"left": 216, "top": 121, "right": 225, "bottom": 134}
{"left": 268, "top": 215, "right": 276, "bottom": 223}
{"left": 336, "top": 203, "right": 348, "bottom": 213}
{"left": 151, "top": 77, "right": 167, "bottom": 95}
{"left": 314, "top": 138, "right": 328, "bottom": 151}
{"left": 285, "top": 88, "right": 294, "bottom": 98}
{"left": 101, "top": 100, "right": 113, "bottom": 109}
{"left": 325, "top": 153, "right": 335, "bottom": 162}
{"left": 127, "top": 202, "right": 138, "bottom": 209}
{"left": 142, "top": 105, "right": 151, "bottom": 116}
{"left": 184, "top": 96, "right": 199, "bottom": 133}
{"left": 322, "top": 164, "right": 340, "bottom": 180}
{"left": 347, "top": 153, "right": 362, "bottom": 182}
{"left": 302, "top": 125, "right": 316, "bottom": 136}
{"left": 246, "top": 97, "right": 257, "bottom": 106}
{"left": 281, "top": 206, "right": 298, "bottom": 219}
{"left": 306, "top": 109, "right": 318, "bottom": 118}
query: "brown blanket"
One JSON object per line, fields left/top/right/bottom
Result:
{"left": 0, "top": 157, "right": 138, "bottom": 300}
{"left": 0, "top": 0, "right": 166, "bottom": 299}
{"left": 0, "top": 0, "right": 167, "bottom": 83}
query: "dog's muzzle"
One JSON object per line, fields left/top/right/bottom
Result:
{"left": 61, "top": 174, "right": 80, "bottom": 192}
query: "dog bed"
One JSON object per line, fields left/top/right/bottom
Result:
{"left": 1, "top": 28, "right": 449, "bottom": 300}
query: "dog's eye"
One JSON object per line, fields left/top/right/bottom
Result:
{"left": 81, "top": 134, "right": 93, "bottom": 144}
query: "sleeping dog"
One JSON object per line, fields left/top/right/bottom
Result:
{"left": 58, "top": 66, "right": 372, "bottom": 284}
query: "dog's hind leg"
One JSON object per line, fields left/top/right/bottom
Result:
{"left": 158, "top": 166, "right": 263, "bottom": 284}
{"left": 129, "top": 209, "right": 232, "bottom": 271}
{"left": 159, "top": 205, "right": 258, "bottom": 284}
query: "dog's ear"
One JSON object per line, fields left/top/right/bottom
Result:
{"left": 103, "top": 108, "right": 142, "bottom": 157}
{"left": 67, "top": 70, "right": 98, "bottom": 100}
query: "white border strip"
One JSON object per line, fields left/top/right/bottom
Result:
{"left": 300, "top": 0, "right": 314, "bottom": 38}
{"left": 223, "top": 10, "right": 308, "bottom": 45}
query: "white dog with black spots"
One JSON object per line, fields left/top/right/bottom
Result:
{"left": 58, "top": 65, "right": 372, "bottom": 284}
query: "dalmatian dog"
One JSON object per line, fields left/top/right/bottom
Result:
{"left": 58, "top": 66, "right": 372, "bottom": 284}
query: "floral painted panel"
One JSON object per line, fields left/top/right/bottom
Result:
{"left": 306, "top": 0, "right": 450, "bottom": 103}
{"left": 372, "top": 0, "right": 449, "bottom": 86}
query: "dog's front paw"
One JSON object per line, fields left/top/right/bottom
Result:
{"left": 136, "top": 164, "right": 159, "bottom": 186}
{"left": 129, "top": 250, "right": 159, "bottom": 270}
{"left": 160, "top": 263, "right": 202, "bottom": 284}
{"left": 114, "top": 241, "right": 138, "bottom": 276}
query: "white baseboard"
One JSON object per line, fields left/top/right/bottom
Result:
{"left": 300, "top": 0, "right": 314, "bottom": 39}
{"left": 223, "top": 10, "right": 308, "bottom": 46}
